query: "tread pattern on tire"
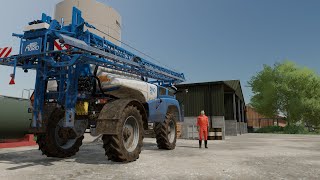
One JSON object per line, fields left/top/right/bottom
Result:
{"left": 154, "top": 113, "right": 177, "bottom": 150}
{"left": 37, "top": 108, "right": 84, "bottom": 158}
{"left": 102, "top": 106, "right": 144, "bottom": 162}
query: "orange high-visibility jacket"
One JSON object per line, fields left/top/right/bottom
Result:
{"left": 197, "top": 115, "right": 209, "bottom": 128}
{"left": 197, "top": 115, "right": 209, "bottom": 140}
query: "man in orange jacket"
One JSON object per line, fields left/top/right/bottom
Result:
{"left": 197, "top": 110, "right": 209, "bottom": 148}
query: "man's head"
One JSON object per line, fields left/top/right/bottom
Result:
{"left": 200, "top": 110, "right": 205, "bottom": 115}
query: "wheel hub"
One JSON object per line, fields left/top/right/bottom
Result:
{"left": 123, "top": 127, "right": 132, "bottom": 140}
{"left": 122, "top": 116, "right": 139, "bottom": 152}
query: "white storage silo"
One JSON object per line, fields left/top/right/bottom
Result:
{"left": 54, "top": 0, "right": 122, "bottom": 46}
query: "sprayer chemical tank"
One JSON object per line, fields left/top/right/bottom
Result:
{"left": 0, "top": 96, "right": 31, "bottom": 139}
{"left": 54, "top": 0, "right": 122, "bottom": 46}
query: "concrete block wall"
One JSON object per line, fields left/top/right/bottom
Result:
{"left": 181, "top": 117, "right": 197, "bottom": 139}
{"left": 242, "top": 122, "right": 245, "bottom": 134}
{"left": 181, "top": 116, "right": 226, "bottom": 139}
{"left": 225, "top": 120, "right": 238, "bottom": 136}
{"left": 182, "top": 117, "right": 247, "bottom": 137}
{"left": 244, "top": 123, "right": 248, "bottom": 133}
{"left": 235, "top": 122, "right": 248, "bottom": 135}
{"left": 238, "top": 122, "right": 243, "bottom": 134}
{"left": 241, "top": 122, "right": 248, "bottom": 134}
{"left": 242, "top": 122, "right": 248, "bottom": 134}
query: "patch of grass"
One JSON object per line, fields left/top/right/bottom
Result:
{"left": 255, "top": 126, "right": 284, "bottom": 133}
{"left": 283, "top": 125, "right": 308, "bottom": 134}
{"left": 255, "top": 125, "right": 317, "bottom": 134}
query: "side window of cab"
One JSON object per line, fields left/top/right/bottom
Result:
{"left": 158, "top": 86, "right": 167, "bottom": 96}
{"left": 168, "top": 89, "right": 175, "bottom": 97}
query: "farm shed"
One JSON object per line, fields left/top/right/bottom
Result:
{"left": 176, "top": 80, "right": 247, "bottom": 138}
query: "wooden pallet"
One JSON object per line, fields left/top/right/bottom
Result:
{"left": 176, "top": 122, "right": 182, "bottom": 138}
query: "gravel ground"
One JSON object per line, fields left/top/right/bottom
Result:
{"left": 0, "top": 133, "right": 320, "bottom": 180}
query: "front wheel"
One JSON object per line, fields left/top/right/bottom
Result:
{"left": 154, "top": 113, "right": 177, "bottom": 150}
{"left": 37, "top": 109, "right": 84, "bottom": 158}
{"left": 102, "top": 106, "right": 144, "bottom": 162}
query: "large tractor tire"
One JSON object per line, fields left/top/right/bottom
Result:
{"left": 102, "top": 106, "right": 144, "bottom": 162}
{"left": 154, "top": 113, "right": 177, "bottom": 150}
{"left": 37, "top": 109, "right": 84, "bottom": 158}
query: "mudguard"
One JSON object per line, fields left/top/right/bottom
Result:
{"left": 94, "top": 99, "right": 147, "bottom": 135}
{"left": 147, "top": 98, "right": 183, "bottom": 123}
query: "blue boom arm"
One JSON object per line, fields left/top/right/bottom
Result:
{"left": 0, "top": 7, "right": 185, "bottom": 130}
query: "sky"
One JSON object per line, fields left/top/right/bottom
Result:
{"left": 0, "top": 0, "right": 320, "bottom": 103}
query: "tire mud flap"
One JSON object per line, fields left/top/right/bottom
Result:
{"left": 95, "top": 119, "right": 119, "bottom": 135}
{"left": 94, "top": 99, "right": 145, "bottom": 135}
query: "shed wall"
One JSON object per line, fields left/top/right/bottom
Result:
{"left": 176, "top": 84, "right": 224, "bottom": 117}
{"left": 224, "top": 94, "right": 234, "bottom": 120}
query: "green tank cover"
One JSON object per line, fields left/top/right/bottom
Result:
{"left": 0, "top": 96, "right": 31, "bottom": 139}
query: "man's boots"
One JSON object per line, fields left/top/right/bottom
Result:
{"left": 199, "top": 140, "right": 202, "bottom": 148}
{"left": 205, "top": 140, "right": 208, "bottom": 148}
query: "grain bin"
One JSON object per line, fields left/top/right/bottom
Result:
{"left": 0, "top": 96, "right": 31, "bottom": 139}
{"left": 54, "top": 0, "right": 122, "bottom": 46}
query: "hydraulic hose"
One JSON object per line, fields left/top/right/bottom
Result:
{"left": 92, "top": 65, "right": 99, "bottom": 96}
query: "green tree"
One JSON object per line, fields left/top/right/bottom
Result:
{"left": 248, "top": 61, "right": 320, "bottom": 126}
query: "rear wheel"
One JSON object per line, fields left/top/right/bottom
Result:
{"left": 37, "top": 109, "right": 84, "bottom": 158}
{"left": 154, "top": 113, "right": 177, "bottom": 150}
{"left": 102, "top": 106, "right": 144, "bottom": 162}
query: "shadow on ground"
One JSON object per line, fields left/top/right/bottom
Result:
{"left": 0, "top": 141, "right": 164, "bottom": 170}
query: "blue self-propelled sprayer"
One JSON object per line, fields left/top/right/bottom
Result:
{"left": 0, "top": 7, "right": 185, "bottom": 162}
